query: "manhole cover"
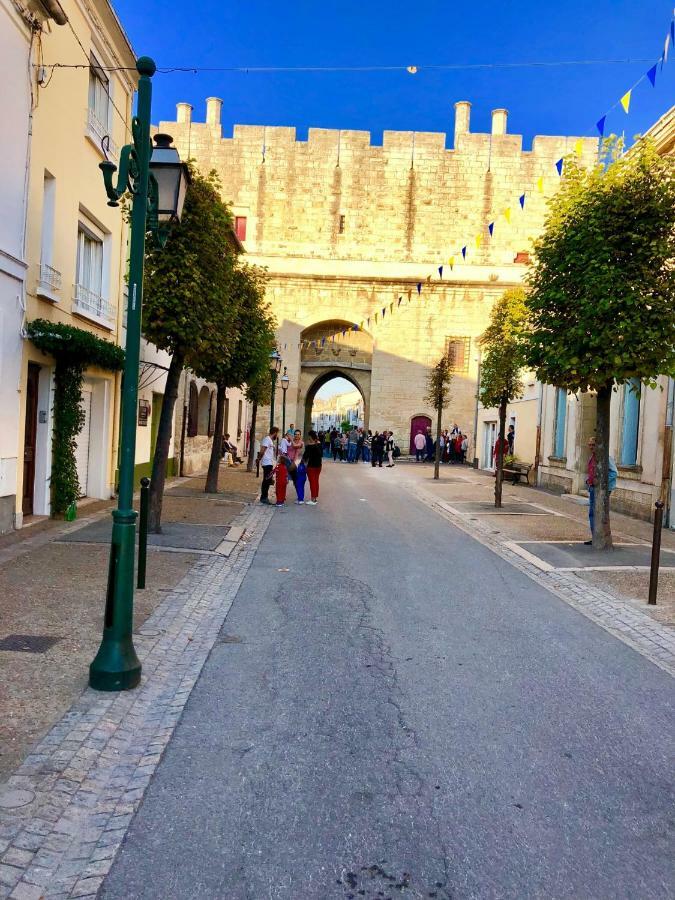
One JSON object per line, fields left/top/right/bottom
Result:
{"left": 0, "top": 634, "right": 61, "bottom": 654}
{"left": 0, "top": 788, "right": 35, "bottom": 809}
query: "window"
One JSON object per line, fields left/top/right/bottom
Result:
{"left": 234, "top": 216, "right": 247, "bottom": 241}
{"left": 237, "top": 399, "right": 243, "bottom": 438}
{"left": 553, "top": 387, "right": 567, "bottom": 458}
{"left": 88, "top": 56, "right": 110, "bottom": 136}
{"left": 620, "top": 379, "right": 641, "bottom": 466}
{"left": 207, "top": 390, "right": 216, "bottom": 437}
{"left": 338, "top": 214, "right": 345, "bottom": 234}
{"left": 445, "top": 336, "right": 470, "bottom": 373}
{"left": 37, "top": 172, "right": 60, "bottom": 300}
{"left": 74, "top": 225, "right": 103, "bottom": 315}
{"left": 514, "top": 251, "right": 530, "bottom": 265}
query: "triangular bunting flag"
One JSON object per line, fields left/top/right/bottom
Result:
{"left": 574, "top": 139, "right": 583, "bottom": 157}
{"left": 398, "top": 296, "right": 402, "bottom": 306}
{"left": 416, "top": 282, "right": 422, "bottom": 294}
{"left": 461, "top": 246, "right": 467, "bottom": 260}
{"left": 596, "top": 115, "right": 607, "bottom": 137}
{"left": 488, "top": 222, "right": 494, "bottom": 237}
{"left": 647, "top": 63, "right": 658, "bottom": 86}
{"left": 555, "top": 158, "right": 564, "bottom": 176}
{"left": 389, "top": 303, "right": 393, "bottom": 313}
{"left": 449, "top": 256, "right": 455, "bottom": 270}
{"left": 475, "top": 234, "right": 483, "bottom": 248}
{"left": 665, "top": 34, "right": 671, "bottom": 65}
{"left": 382, "top": 308, "right": 385, "bottom": 318}
{"left": 438, "top": 265, "right": 443, "bottom": 278}
{"left": 407, "top": 290, "right": 412, "bottom": 302}
{"left": 519, "top": 194, "right": 525, "bottom": 209}
{"left": 620, "top": 90, "right": 631, "bottom": 114}
{"left": 374, "top": 313, "right": 378, "bottom": 323}
{"left": 367, "top": 318, "right": 370, "bottom": 326}
{"left": 537, "top": 176, "right": 544, "bottom": 192}
{"left": 504, "top": 207, "right": 511, "bottom": 223}
{"left": 426, "top": 275, "right": 432, "bottom": 283}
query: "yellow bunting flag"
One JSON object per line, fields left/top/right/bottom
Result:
{"left": 475, "top": 233, "right": 483, "bottom": 249}
{"left": 389, "top": 302, "right": 393, "bottom": 313}
{"left": 448, "top": 256, "right": 455, "bottom": 270}
{"left": 620, "top": 90, "right": 631, "bottom": 114}
{"left": 359, "top": 321, "right": 364, "bottom": 330}
{"left": 574, "top": 138, "right": 583, "bottom": 157}
{"left": 536, "top": 176, "right": 544, "bottom": 193}
{"left": 407, "top": 290, "right": 412, "bottom": 302}
{"left": 503, "top": 207, "right": 511, "bottom": 223}
{"left": 374, "top": 313, "right": 378, "bottom": 323}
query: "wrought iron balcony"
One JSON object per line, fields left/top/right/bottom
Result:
{"left": 72, "top": 283, "right": 116, "bottom": 326}
{"left": 36, "top": 263, "right": 62, "bottom": 301}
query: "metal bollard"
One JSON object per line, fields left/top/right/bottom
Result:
{"left": 648, "top": 500, "right": 664, "bottom": 606}
{"left": 137, "top": 477, "right": 150, "bottom": 590}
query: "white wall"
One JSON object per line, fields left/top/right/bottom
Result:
{"left": 0, "top": 0, "right": 31, "bottom": 529}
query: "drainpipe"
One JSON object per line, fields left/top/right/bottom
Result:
{"left": 663, "top": 376, "right": 675, "bottom": 527}
{"left": 472, "top": 348, "right": 482, "bottom": 468}
{"left": 534, "top": 379, "right": 544, "bottom": 483}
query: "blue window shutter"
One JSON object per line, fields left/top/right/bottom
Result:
{"left": 620, "top": 379, "right": 640, "bottom": 466}
{"left": 554, "top": 388, "right": 567, "bottom": 458}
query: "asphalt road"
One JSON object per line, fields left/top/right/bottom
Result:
{"left": 101, "top": 462, "right": 675, "bottom": 900}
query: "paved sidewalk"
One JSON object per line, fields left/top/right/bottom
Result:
{"left": 0, "top": 498, "right": 272, "bottom": 899}
{"left": 398, "top": 468, "right": 675, "bottom": 678}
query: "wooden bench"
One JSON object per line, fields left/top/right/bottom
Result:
{"left": 501, "top": 461, "right": 533, "bottom": 485}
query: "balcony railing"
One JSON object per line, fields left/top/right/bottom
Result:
{"left": 85, "top": 107, "right": 118, "bottom": 158}
{"left": 72, "top": 283, "right": 116, "bottom": 326}
{"left": 36, "top": 263, "right": 62, "bottom": 301}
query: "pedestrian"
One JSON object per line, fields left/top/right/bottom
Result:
{"left": 294, "top": 460, "right": 307, "bottom": 505}
{"left": 507, "top": 424, "right": 515, "bottom": 455}
{"left": 274, "top": 455, "right": 288, "bottom": 507}
{"left": 371, "top": 431, "right": 384, "bottom": 467}
{"left": 356, "top": 428, "right": 365, "bottom": 462}
{"left": 363, "top": 429, "right": 372, "bottom": 464}
{"left": 303, "top": 430, "right": 323, "bottom": 505}
{"left": 460, "top": 433, "right": 468, "bottom": 464}
{"left": 257, "top": 426, "right": 279, "bottom": 505}
{"left": 425, "top": 427, "right": 434, "bottom": 462}
{"left": 385, "top": 430, "right": 396, "bottom": 467}
{"left": 340, "top": 431, "right": 348, "bottom": 461}
{"left": 414, "top": 430, "right": 426, "bottom": 462}
{"left": 332, "top": 431, "right": 341, "bottom": 462}
{"left": 492, "top": 434, "right": 509, "bottom": 469}
{"left": 584, "top": 436, "right": 618, "bottom": 544}
{"left": 347, "top": 426, "right": 358, "bottom": 463}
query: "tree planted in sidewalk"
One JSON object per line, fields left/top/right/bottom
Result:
{"left": 479, "top": 288, "right": 528, "bottom": 508}
{"left": 425, "top": 354, "right": 453, "bottom": 480}
{"left": 198, "top": 265, "right": 275, "bottom": 492}
{"left": 142, "top": 167, "right": 240, "bottom": 531}
{"left": 524, "top": 139, "right": 675, "bottom": 549}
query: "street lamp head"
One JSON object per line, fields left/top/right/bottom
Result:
{"left": 269, "top": 348, "right": 282, "bottom": 374}
{"left": 149, "top": 134, "right": 190, "bottom": 225}
{"left": 281, "top": 367, "right": 290, "bottom": 391}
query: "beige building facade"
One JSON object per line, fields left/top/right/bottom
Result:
{"left": 15, "top": 0, "right": 136, "bottom": 525}
{"left": 158, "top": 99, "right": 595, "bottom": 453}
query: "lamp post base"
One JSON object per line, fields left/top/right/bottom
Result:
{"left": 89, "top": 509, "right": 142, "bottom": 692}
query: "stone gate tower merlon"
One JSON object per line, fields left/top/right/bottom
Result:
{"left": 158, "top": 98, "right": 597, "bottom": 263}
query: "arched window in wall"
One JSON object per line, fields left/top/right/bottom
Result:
{"left": 620, "top": 379, "right": 641, "bottom": 466}
{"left": 187, "top": 381, "right": 198, "bottom": 437}
{"left": 197, "top": 386, "right": 210, "bottom": 435}
{"left": 207, "top": 390, "right": 217, "bottom": 437}
{"left": 553, "top": 388, "right": 567, "bottom": 458}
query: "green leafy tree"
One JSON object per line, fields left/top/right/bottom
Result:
{"left": 479, "top": 288, "right": 528, "bottom": 508}
{"left": 197, "top": 265, "right": 275, "bottom": 492}
{"left": 524, "top": 139, "right": 675, "bottom": 548}
{"left": 142, "top": 167, "right": 239, "bottom": 531}
{"left": 425, "top": 354, "right": 453, "bottom": 480}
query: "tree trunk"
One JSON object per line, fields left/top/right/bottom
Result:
{"left": 495, "top": 396, "right": 507, "bottom": 508}
{"left": 148, "top": 348, "right": 184, "bottom": 533}
{"left": 433, "top": 403, "right": 442, "bottom": 480}
{"left": 205, "top": 382, "right": 226, "bottom": 493}
{"left": 246, "top": 402, "right": 258, "bottom": 473}
{"left": 593, "top": 385, "right": 613, "bottom": 550}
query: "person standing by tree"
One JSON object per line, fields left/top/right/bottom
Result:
{"left": 257, "top": 426, "right": 279, "bottom": 505}
{"left": 425, "top": 355, "right": 453, "bottom": 480}
{"left": 414, "top": 430, "right": 426, "bottom": 462}
{"left": 303, "top": 430, "right": 323, "bottom": 505}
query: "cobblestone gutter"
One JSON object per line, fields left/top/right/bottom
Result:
{"left": 0, "top": 503, "right": 273, "bottom": 900}
{"left": 402, "top": 478, "right": 675, "bottom": 680}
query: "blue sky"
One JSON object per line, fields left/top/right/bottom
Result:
{"left": 113, "top": 0, "right": 675, "bottom": 146}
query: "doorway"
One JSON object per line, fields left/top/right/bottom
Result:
{"left": 409, "top": 415, "right": 432, "bottom": 455}
{"left": 75, "top": 388, "right": 93, "bottom": 497}
{"left": 482, "top": 421, "right": 497, "bottom": 470}
{"left": 22, "top": 363, "right": 40, "bottom": 515}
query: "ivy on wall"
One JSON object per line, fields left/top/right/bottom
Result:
{"left": 26, "top": 319, "right": 125, "bottom": 515}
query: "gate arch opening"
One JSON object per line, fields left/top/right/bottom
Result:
{"left": 304, "top": 370, "right": 368, "bottom": 436}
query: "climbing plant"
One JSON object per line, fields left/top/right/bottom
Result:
{"left": 26, "top": 319, "right": 125, "bottom": 515}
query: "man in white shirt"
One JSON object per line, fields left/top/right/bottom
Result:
{"left": 414, "top": 431, "right": 426, "bottom": 462}
{"left": 257, "top": 426, "right": 279, "bottom": 504}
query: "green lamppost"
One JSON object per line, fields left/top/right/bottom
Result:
{"left": 280, "top": 367, "right": 289, "bottom": 433}
{"left": 269, "top": 348, "right": 282, "bottom": 430}
{"left": 89, "top": 57, "right": 189, "bottom": 691}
